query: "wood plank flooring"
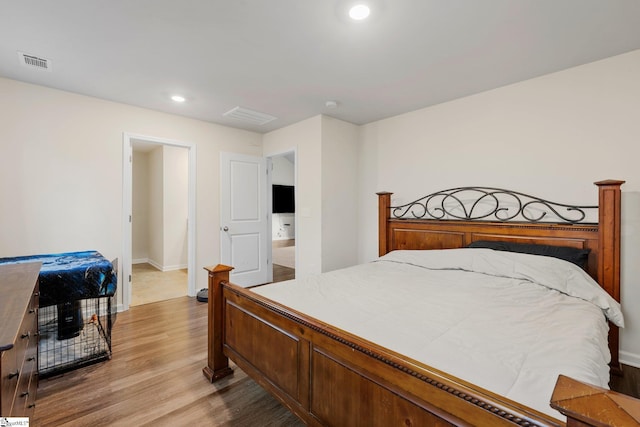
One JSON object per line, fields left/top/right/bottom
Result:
{"left": 272, "top": 239, "right": 295, "bottom": 281}
{"left": 272, "top": 264, "right": 295, "bottom": 282}
{"left": 31, "top": 260, "right": 640, "bottom": 426}
{"left": 611, "top": 364, "right": 640, "bottom": 399}
{"left": 33, "top": 296, "right": 303, "bottom": 426}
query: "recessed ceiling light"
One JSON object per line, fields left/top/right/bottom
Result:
{"left": 349, "top": 4, "right": 370, "bottom": 20}
{"left": 171, "top": 95, "right": 186, "bottom": 103}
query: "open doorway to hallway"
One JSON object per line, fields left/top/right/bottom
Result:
{"left": 130, "top": 140, "right": 189, "bottom": 305}
{"left": 270, "top": 152, "right": 295, "bottom": 282}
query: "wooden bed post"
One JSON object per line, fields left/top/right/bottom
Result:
{"left": 203, "top": 264, "right": 234, "bottom": 382}
{"left": 595, "top": 179, "right": 625, "bottom": 374}
{"left": 377, "top": 192, "right": 392, "bottom": 256}
{"left": 551, "top": 375, "right": 640, "bottom": 426}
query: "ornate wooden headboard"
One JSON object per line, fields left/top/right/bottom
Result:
{"left": 377, "top": 180, "right": 624, "bottom": 372}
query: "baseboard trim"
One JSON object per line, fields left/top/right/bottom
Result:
{"left": 132, "top": 258, "right": 148, "bottom": 264}
{"left": 620, "top": 351, "right": 640, "bottom": 369}
{"left": 145, "top": 258, "right": 186, "bottom": 272}
{"left": 147, "top": 259, "right": 163, "bottom": 271}
{"left": 162, "top": 264, "right": 188, "bottom": 272}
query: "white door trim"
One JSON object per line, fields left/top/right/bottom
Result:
{"left": 121, "top": 132, "right": 197, "bottom": 311}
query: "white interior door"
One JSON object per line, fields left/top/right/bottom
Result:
{"left": 220, "top": 152, "right": 271, "bottom": 287}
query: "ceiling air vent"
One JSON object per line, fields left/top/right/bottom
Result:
{"left": 18, "top": 51, "right": 52, "bottom": 71}
{"left": 223, "top": 106, "right": 277, "bottom": 125}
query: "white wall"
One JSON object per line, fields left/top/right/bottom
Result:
{"left": 321, "top": 116, "right": 359, "bottom": 272}
{"left": 148, "top": 147, "right": 164, "bottom": 268}
{"left": 271, "top": 156, "right": 295, "bottom": 185}
{"left": 357, "top": 49, "right": 640, "bottom": 367}
{"left": 162, "top": 145, "right": 188, "bottom": 270}
{"left": 263, "top": 115, "right": 359, "bottom": 275}
{"left": 0, "top": 77, "right": 262, "bottom": 309}
{"left": 264, "top": 116, "right": 322, "bottom": 276}
{"left": 132, "top": 151, "right": 150, "bottom": 261}
{"left": 132, "top": 145, "right": 188, "bottom": 270}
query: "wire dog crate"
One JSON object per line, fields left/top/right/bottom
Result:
{"left": 38, "top": 295, "right": 116, "bottom": 378}
{"left": 0, "top": 251, "right": 118, "bottom": 378}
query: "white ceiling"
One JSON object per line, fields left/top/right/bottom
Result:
{"left": 2, "top": 1, "right": 639, "bottom": 134}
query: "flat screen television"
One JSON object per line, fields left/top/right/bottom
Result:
{"left": 272, "top": 184, "right": 295, "bottom": 213}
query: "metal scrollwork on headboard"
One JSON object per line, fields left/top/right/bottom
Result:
{"left": 391, "top": 187, "right": 598, "bottom": 224}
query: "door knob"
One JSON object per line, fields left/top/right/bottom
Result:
{"left": 222, "top": 226, "right": 229, "bottom": 232}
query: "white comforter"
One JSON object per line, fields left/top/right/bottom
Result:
{"left": 253, "top": 248, "right": 624, "bottom": 420}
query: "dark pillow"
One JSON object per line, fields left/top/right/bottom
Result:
{"left": 467, "top": 240, "right": 590, "bottom": 268}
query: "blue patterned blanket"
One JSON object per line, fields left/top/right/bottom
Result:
{"left": 0, "top": 251, "right": 117, "bottom": 307}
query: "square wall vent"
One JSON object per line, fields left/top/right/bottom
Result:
{"left": 223, "top": 106, "right": 277, "bottom": 125}
{"left": 18, "top": 51, "right": 52, "bottom": 71}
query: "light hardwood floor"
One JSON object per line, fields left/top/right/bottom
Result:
{"left": 272, "top": 239, "right": 295, "bottom": 272}
{"left": 272, "top": 239, "right": 295, "bottom": 282}
{"left": 131, "top": 263, "right": 187, "bottom": 306}
{"left": 33, "top": 296, "right": 303, "bottom": 426}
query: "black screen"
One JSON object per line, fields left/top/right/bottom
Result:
{"left": 272, "top": 185, "right": 295, "bottom": 213}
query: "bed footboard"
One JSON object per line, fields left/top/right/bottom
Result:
{"left": 205, "top": 265, "right": 565, "bottom": 427}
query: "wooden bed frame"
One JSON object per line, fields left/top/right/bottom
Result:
{"left": 204, "top": 180, "right": 638, "bottom": 427}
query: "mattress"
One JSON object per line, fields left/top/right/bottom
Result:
{"left": 253, "top": 248, "right": 624, "bottom": 420}
{"left": 0, "top": 250, "right": 117, "bottom": 307}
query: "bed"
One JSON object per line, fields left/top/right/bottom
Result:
{"left": 203, "top": 180, "right": 638, "bottom": 426}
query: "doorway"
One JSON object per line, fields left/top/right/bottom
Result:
{"left": 270, "top": 151, "right": 296, "bottom": 282}
{"left": 122, "top": 133, "right": 197, "bottom": 311}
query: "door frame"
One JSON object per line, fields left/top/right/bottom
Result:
{"left": 266, "top": 147, "right": 297, "bottom": 271}
{"left": 121, "top": 132, "right": 197, "bottom": 311}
